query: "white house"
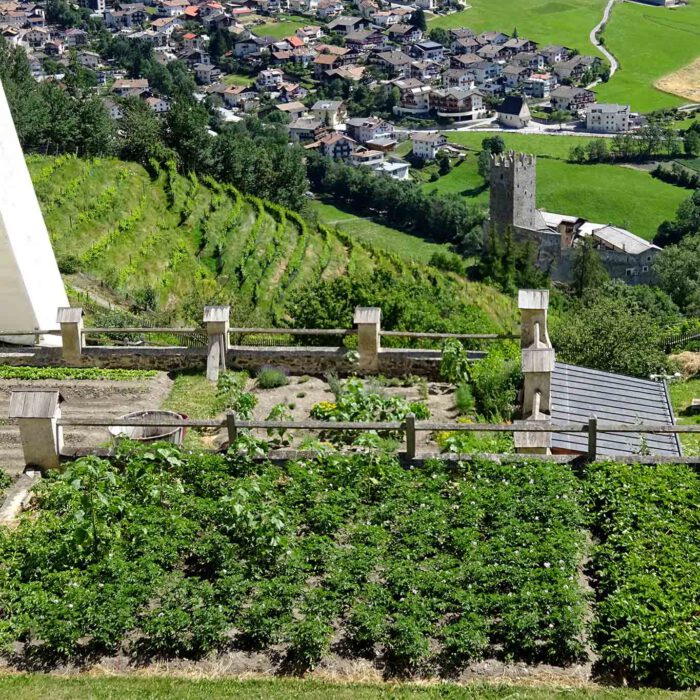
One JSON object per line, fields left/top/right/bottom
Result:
{"left": 410, "top": 131, "right": 446, "bottom": 161}
{"left": 144, "top": 96, "right": 170, "bottom": 113}
{"left": 256, "top": 68, "right": 285, "bottom": 90}
{"left": 310, "top": 99, "right": 346, "bottom": 127}
{"left": 586, "top": 103, "right": 630, "bottom": 134}
{"left": 497, "top": 95, "right": 531, "bottom": 129}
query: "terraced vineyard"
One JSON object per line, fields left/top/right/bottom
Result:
{"left": 29, "top": 155, "right": 514, "bottom": 329}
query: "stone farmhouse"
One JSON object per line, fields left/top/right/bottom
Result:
{"left": 486, "top": 152, "right": 661, "bottom": 284}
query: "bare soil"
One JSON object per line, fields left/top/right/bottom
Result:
{"left": 655, "top": 57, "right": 700, "bottom": 102}
{"left": 208, "top": 375, "right": 458, "bottom": 451}
{"left": 0, "top": 374, "right": 173, "bottom": 477}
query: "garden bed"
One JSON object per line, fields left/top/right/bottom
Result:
{"left": 0, "top": 445, "right": 698, "bottom": 688}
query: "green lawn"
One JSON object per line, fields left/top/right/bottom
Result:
{"left": 223, "top": 72, "right": 253, "bottom": 87}
{"left": 427, "top": 133, "right": 689, "bottom": 239}
{"left": 428, "top": 0, "right": 607, "bottom": 54}
{"left": 0, "top": 677, "right": 698, "bottom": 700}
{"left": 310, "top": 200, "right": 449, "bottom": 262}
{"left": 669, "top": 376, "right": 700, "bottom": 455}
{"left": 256, "top": 18, "right": 307, "bottom": 39}
{"left": 445, "top": 132, "right": 602, "bottom": 159}
{"left": 596, "top": 1, "right": 700, "bottom": 112}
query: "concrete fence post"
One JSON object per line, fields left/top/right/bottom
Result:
{"left": 405, "top": 413, "right": 416, "bottom": 460}
{"left": 203, "top": 305, "right": 230, "bottom": 382}
{"left": 56, "top": 307, "right": 83, "bottom": 363}
{"left": 8, "top": 390, "right": 64, "bottom": 470}
{"left": 354, "top": 307, "right": 381, "bottom": 372}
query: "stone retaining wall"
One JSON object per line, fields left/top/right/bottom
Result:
{"left": 0, "top": 345, "right": 480, "bottom": 379}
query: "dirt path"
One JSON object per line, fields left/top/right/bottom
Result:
{"left": 589, "top": 0, "right": 619, "bottom": 81}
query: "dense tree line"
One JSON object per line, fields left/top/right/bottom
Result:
{"left": 0, "top": 37, "right": 308, "bottom": 210}
{"left": 652, "top": 161, "right": 700, "bottom": 190}
{"left": 0, "top": 37, "right": 113, "bottom": 156}
{"left": 655, "top": 189, "right": 700, "bottom": 246}
{"left": 551, "top": 281, "right": 678, "bottom": 378}
{"left": 307, "top": 152, "right": 483, "bottom": 253}
{"left": 568, "top": 122, "right": 698, "bottom": 164}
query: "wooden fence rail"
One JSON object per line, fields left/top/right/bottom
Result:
{"left": 54, "top": 415, "right": 700, "bottom": 463}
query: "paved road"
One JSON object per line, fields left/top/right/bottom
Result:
{"left": 590, "top": 0, "right": 619, "bottom": 80}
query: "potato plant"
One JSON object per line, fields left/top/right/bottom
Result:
{"left": 586, "top": 462, "right": 700, "bottom": 689}
{"left": 0, "top": 445, "right": 587, "bottom": 675}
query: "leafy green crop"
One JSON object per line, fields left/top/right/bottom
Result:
{"left": 586, "top": 462, "right": 700, "bottom": 689}
{"left": 310, "top": 378, "right": 430, "bottom": 444}
{"left": 0, "top": 446, "right": 586, "bottom": 674}
{"left": 0, "top": 366, "right": 157, "bottom": 381}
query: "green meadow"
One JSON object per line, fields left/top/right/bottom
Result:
{"left": 309, "top": 199, "right": 449, "bottom": 262}
{"left": 596, "top": 1, "right": 700, "bottom": 111}
{"left": 428, "top": 0, "right": 607, "bottom": 54}
{"left": 422, "top": 133, "right": 688, "bottom": 240}
{"left": 256, "top": 18, "right": 308, "bottom": 39}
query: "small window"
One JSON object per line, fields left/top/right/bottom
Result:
{"left": 642, "top": 265, "right": 649, "bottom": 272}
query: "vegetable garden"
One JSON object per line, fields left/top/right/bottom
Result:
{"left": 0, "top": 443, "right": 698, "bottom": 688}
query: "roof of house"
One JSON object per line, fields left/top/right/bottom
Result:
{"left": 579, "top": 222, "right": 660, "bottom": 255}
{"left": 411, "top": 131, "right": 444, "bottom": 143}
{"left": 550, "top": 362, "right": 681, "bottom": 457}
{"left": 276, "top": 100, "right": 306, "bottom": 112}
{"left": 588, "top": 102, "right": 630, "bottom": 113}
{"left": 498, "top": 95, "right": 528, "bottom": 115}
{"left": 387, "top": 23, "right": 415, "bottom": 34}
{"left": 346, "top": 28, "right": 378, "bottom": 41}
{"left": 313, "top": 53, "right": 338, "bottom": 65}
{"left": 377, "top": 50, "right": 412, "bottom": 65}
{"left": 287, "top": 35, "right": 305, "bottom": 47}
{"left": 289, "top": 117, "right": 323, "bottom": 129}
{"left": 312, "top": 99, "right": 343, "bottom": 110}
{"left": 327, "top": 15, "right": 363, "bottom": 28}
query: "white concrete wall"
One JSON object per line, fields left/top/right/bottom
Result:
{"left": 0, "top": 79, "right": 68, "bottom": 345}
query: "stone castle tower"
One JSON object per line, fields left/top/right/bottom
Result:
{"left": 489, "top": 151, "right": 539, "bottom": 232}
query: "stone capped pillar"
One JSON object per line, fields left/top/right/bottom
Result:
{"left": 57, "top": 307, "right": 84, "bottom": 363}
{"left": 518, "top": 288, "right": 551, "bottom": 349}
{"left": 9, "top": 390, "right": 64, "bottom": 470}
{"left": 354, "top": 307, "right": 381, "bottom": 372}
{"left": 515, "top": 289, "right": 554, "bottom": 455}
{"left": 203, "top": 305, "right": 230, "bottom": 382}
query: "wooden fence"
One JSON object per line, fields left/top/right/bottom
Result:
{"left": 55, "top": 414, "right": 700, "bottom": 464}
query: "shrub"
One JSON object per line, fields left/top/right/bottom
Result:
{"left": 57, "top": 254, "right": 80, "bottom": 274}
{"left": 256, "top": 367, "right": 289, "bottom": 389}
{"left": 454, "top": 382, "right": 475, "bottom": 416}
{"left": 440, "top": 339, "right": 470, "bottom": 385}
{"left": 469, "top": 344, "right": 521, "bottom": 421}
{"left": 216, "top": 371, "right": 257, "bottom": 418}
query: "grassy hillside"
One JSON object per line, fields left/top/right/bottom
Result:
{"left": 29, "top": 155, "right": 516, "bottom": 329}
{"left": 310, "top": 200, "right": 450, "bottom": 263}
{"left": 428, "top": 0, "right": 607, "bottom": 54}
{"left": 596, "top": 1, "right": 700, "bottom": 111}
{"left": 424, "top": 133, "right": 688, "bottom": 240}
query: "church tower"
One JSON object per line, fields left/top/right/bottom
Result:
{"left": 489, "top": 151, "right": 539, "bottom": 232}
{"left": 0, "top": 79, "right": 68, "bottom": 346}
